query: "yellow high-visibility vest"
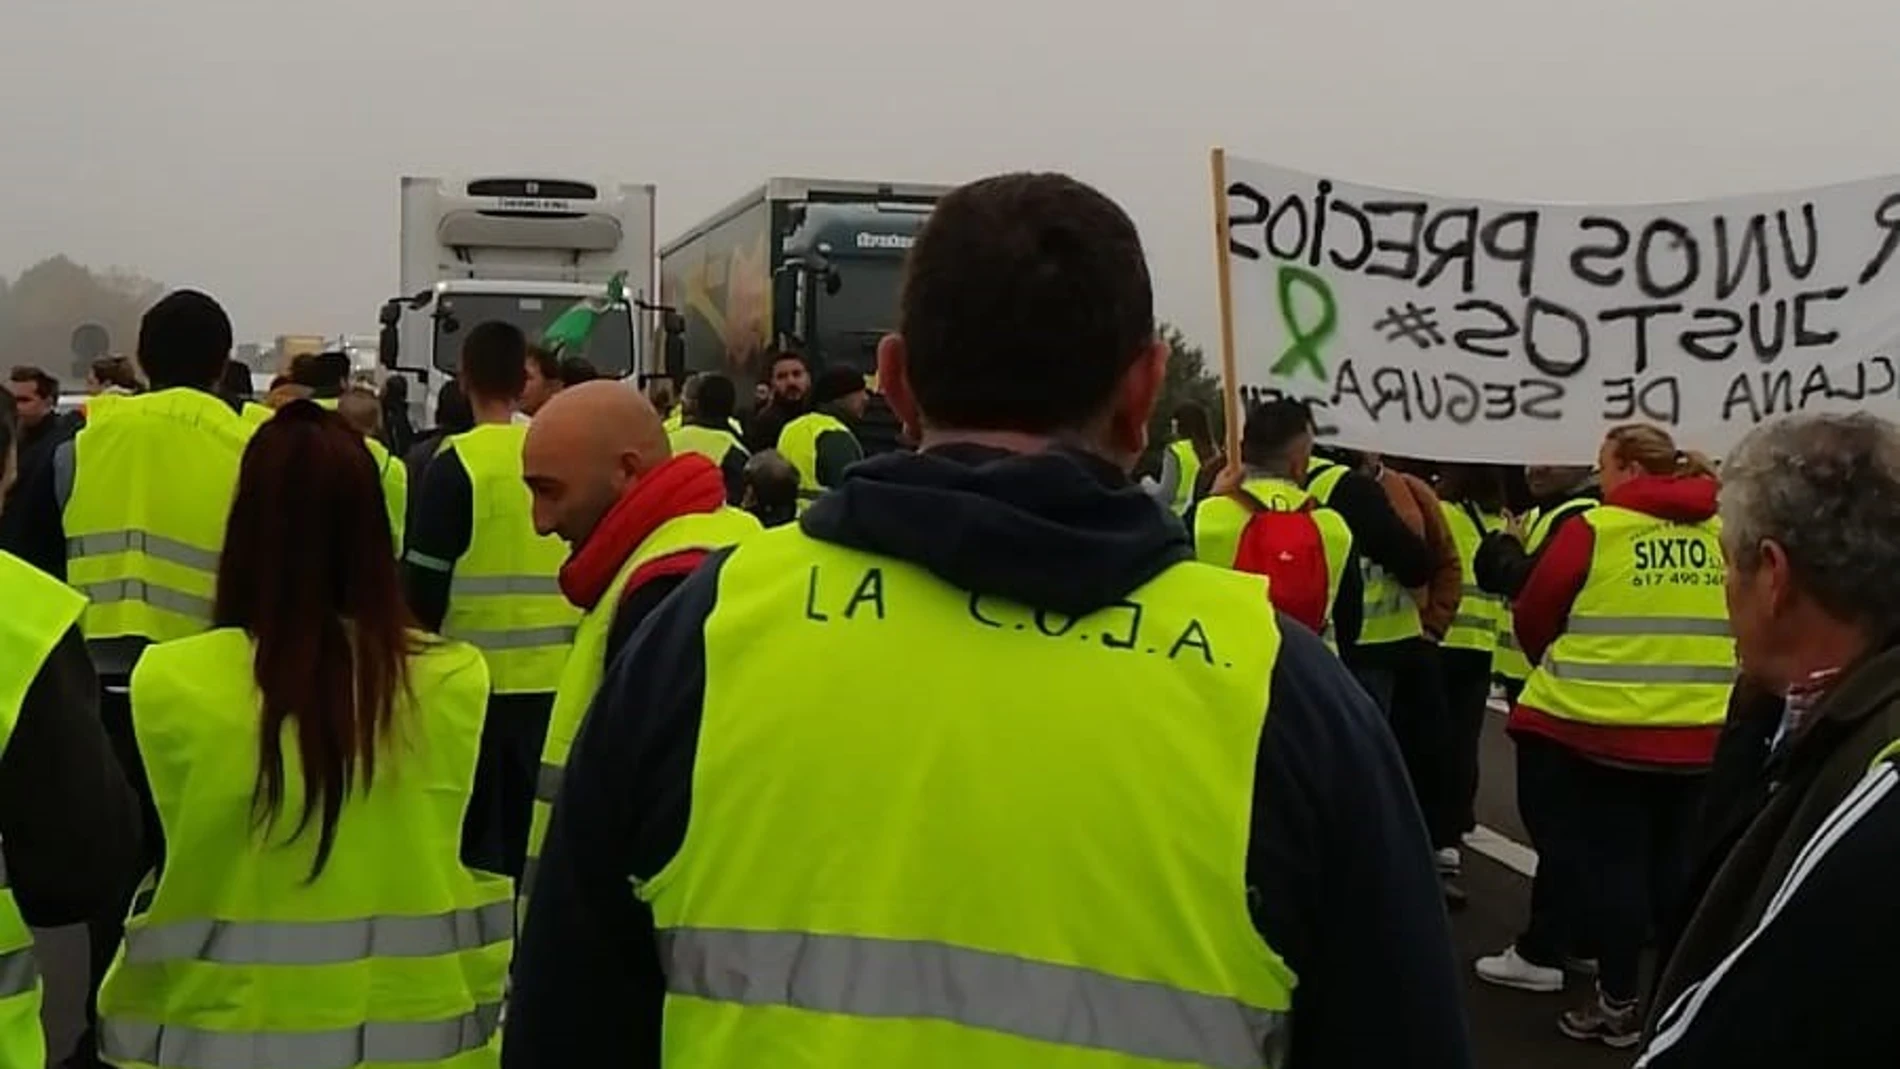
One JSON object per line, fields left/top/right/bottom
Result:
{"left": 363, "top": 435, "right": 409, "bottom": 550}
{"left": 668, "top": 424, "right": 749, "bottom": 466}
{"left": 777, "top": 411, "right": 855, "bottom": 513}
{"left": 1307, "top": 458, "right": 1422, "bottom": 646}
{"left": 437, "top": 424, "right": 578, "bottom": 695}
{"left": 62, "top": 388, "right": 254, "bottom": 647}
{"left": 1517, "top": 506, "right": 1735, "bottom": 729}
{"left": 100, "top": 628, "right": 510, "bottom": 1069}
{"left": 636, "top": 525, "right": 1297, "bottom": 1069}
{"left": 1439, "top": 502, "right": 1503, "bottom": 656}
{"left": 1166, "top": 439, "right": 1203, "bottom": 516}
{"left": 519, "top": 507, "right": 761, "bottom": 915}
{"left": 1495, "top": 498, "right": 1599, "bottom": 683}
{"left": 0, "top": 552, "right": 86, "bottom": 1069}
{"left": 1193, "top": 475, "right": 1355, "bottom": 647}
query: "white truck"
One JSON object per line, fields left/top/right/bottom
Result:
{"left": 378, "top": 175, "right": 661, "bottom": 423}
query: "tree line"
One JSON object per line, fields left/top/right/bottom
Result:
{"left": 0, "top": 256, "right": 163, "bottom": 384}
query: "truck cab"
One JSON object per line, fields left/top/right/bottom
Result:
{"left": 382, "top": 175, "right": 658, "bottom": 424}
{"left": 778, "top": 201, "right": 931, "bottom": 372}
{"left": 660, "top": 178, "right": 949, "bottom": 387}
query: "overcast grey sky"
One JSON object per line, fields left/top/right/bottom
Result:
{"left": 3, "top": 0, "right": 1897, "bottom": 351}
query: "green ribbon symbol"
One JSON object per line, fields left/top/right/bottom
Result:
{"left": 1270, "top": 265, "right": 1337, "bottom": 382}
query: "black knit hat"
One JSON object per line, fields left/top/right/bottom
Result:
{"left": 813, "top": 366, "right": 867, "bottom": 405}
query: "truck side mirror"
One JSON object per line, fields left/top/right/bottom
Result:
{"left": 664, "top": 333, "right": 686, "bottom": 382}
{"left": 376, "top": 300, "right": 403, "bottom": 370}
{"left": 824, "top": 268, "right": 842, "bottom": 297}
{"left": 662, "top": 311, "right": 686, "bottom": 336}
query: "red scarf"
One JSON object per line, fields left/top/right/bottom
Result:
{"left": 559, "top": 453, "right": 728, "bottom": 610}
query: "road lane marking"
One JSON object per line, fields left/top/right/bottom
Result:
{"left": 1464, "top": 825, "right": 1538, "bottom": 878}
{"left": 1468, "top": 693, "right": 1540, "bottom": 877}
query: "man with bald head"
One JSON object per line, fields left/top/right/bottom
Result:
{"left": 516, "top": 380, "right": 760, "bottom": 904}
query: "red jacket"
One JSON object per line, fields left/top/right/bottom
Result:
{"left": 1507, "top": 473, "right": 1725, "bottom": 768}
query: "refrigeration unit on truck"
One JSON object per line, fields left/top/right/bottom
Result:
{"left": 377, "top": 175, "right": 660, "bottom": 423}
{"left": 658, "top": 177, "right": 951, "bottom": 386}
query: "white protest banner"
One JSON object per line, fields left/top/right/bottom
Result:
{"left": 1219, "top": 154, "right": 1900, "bottom": 463}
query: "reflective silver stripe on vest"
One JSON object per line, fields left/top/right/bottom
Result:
{"left": 796, "top": 488, "right": 824, "bottom": 500}
{"left": 444, "top": 626, "right": 577, "bottom": 652}
{"left": 1459, "top": 584, "right": 1494, "bottom": 601}
{"left": 1542, "top": 660, "right": 1736, "bottom": 685}
{"left": 68, "top": 531, "right": 220, "bottom": 572}
{"left": 1565, "top": 615, "right": 1731, "bottom": 637}
{"left": 1451, "top": 613, "right": 1498, "bottom": 634}
{"left": 1497, "top": 631, "right": 1520, "bottom": 652}
{"left": 449, "top": 574, "right": 563, "bottom": 598}
{"left": 101, "top": 1002, "right": 502, "bottom": 1069}
{"left": 660, "top": 927, "right": 1286, "bottom": 1069}
{"left": 536, "top": 762, "right": 563, "bottom": 804}
{"left": 121, "top": 902, "right": 513, "bottom": 967}
{"left": 79, "top": 579, "right": 213, "bottom": 619}
{"left": 0, "top": 948, "right": 37, "bottom": 1000}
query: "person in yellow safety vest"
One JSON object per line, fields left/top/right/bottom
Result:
{"left": 1155, "top": 401, "right": 1219, "bottom": 516}
{"left": 0, "top": 292, "right": 259, "bottom": 1067}
{"left": 1187, "top": 398, "right": 1361, "bottom": 649}
{"left": 1431, "top": 464, "right": 1508, "bottom": 889}
{"left": 504, "top": 171, "right": 1473, "bottom": 1069}
{"left": 668, "top": 371, "right": 747, "bottom": 442}
{"left": 337, "top": 386, "right": 410, "bottom": 546}
{"left": 515, "top": 381, "right": 760, "bottom": 916}
{"left": 245, "top": 384, "right": 411, "bottom": 548}
{"left": 97, "top": 404, "right": 512, "bottom": 1069}
{"left": 1482, "top": 424, "right": 1732, "bottom": 1049}
{"left": 662, "top": 372, "right": 697, "bottom": 435}
{"left": 1300, "top": 448, "right": 1437, "bottom": 684}
{"left": 649, "top": 378, "right": 680, "bottom": 434}
{"left": 1467, "top": 464, "right": 1603, "bottom": 1007}
{"left": 0, "top": 395, "right": 144, "bottom": 1069}
{"left": 402, "top": 320, "right": 580, "bottom": 887}
{"left": 665, "top": 373, "right": 750, "bottom": 504}
{"left": 777, "top": 365, "right": 867, "bottom": 513}
{"left": 1478, "top": 465, "right": 1600, "bottom": 701}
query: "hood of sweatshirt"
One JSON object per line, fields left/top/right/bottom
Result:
{"left": 1604, "top": 473, "right": 1720, "bottom": 523}
{"left": 799, "top": 443, "right": 1190, "bottom": 618}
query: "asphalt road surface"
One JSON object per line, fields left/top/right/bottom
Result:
{"left": 32, "top": 705, "right": 1636, "bottom": 1069}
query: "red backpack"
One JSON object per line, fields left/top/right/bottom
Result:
{"left": 1229, "top": 490, "right": 1331, "bottom": 634}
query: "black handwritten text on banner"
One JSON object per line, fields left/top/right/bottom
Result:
{"left": 1223, "top": 155, "right": 1900, "bottom": 462}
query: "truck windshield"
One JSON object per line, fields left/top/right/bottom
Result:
{"left": 432, "top": 292, "right": 634, "bottom": 376}
{"left": 817, "top": 260, "right": 904, "bottom": 372}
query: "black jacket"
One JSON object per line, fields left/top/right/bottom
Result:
{"left": 2, "top": 624, "right": 144, "bottom": 925}
{"left": 1317, "top": 467, "right": 1433, "bottom": 589}
{"left": 1641, "top": 735, "right": 1900, "bottom": 1067}
{"left": 1648, "top": 646, "right": 1900, "bottom": 1061}
{"left": 506, "top": 444, "right": 1471, "bottom": 1069}
{"left": 1472, "top": 485, "right": 1599, "bottom": 600}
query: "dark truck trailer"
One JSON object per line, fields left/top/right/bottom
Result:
{"left": 658, "top": 177, "right": 951, "bottom": 387}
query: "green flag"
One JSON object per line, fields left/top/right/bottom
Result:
{"left": 541, "top": 271, "right": 628, "bottom": 356}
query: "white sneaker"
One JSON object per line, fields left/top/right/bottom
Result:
{"left": 1476, "top": 945, "right": 1565, "bottom": 993}
{"left": 1435, "top": 847, "right": 1462, "bottom": 875}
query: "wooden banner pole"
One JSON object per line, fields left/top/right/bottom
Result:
{"left": 1207, "top": 147, "right": 1243, "bottom": 482}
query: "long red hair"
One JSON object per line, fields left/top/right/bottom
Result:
{"left": 213, "top": 400, "right": 421, "bottom": 879}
